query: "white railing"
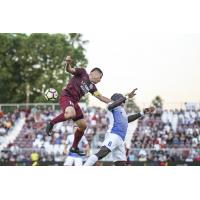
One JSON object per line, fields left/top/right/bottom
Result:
{"left": 0, "top": 103, "right": 59, "bottom": 111}
{"left": 1, "top": 102, "right": 199, "bottom": 112}
{"left": 0, "top": 102, "right": 87, "bottom": 112}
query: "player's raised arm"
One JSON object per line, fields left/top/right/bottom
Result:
{"left": 93, "top": 91, "right": 112, "bottom": 104}
{"left": 127, "top": 113, "right": 143, "bottom": 123}
{"left": 124, "top": 88, "right": 138, "bottom": 99}
{"left": 128, "top": 106, "right": 155, "bottom": 123}
{"left": 107, "top": 96, "right": 127, "bottom": 110}
{"left": 107, "top": 88, "right": 138, "bottom": 110}
{"left": 65, "top": 56, "right": 76, "bottom": 74}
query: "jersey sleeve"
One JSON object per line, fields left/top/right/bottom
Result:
{"left": 74, "top": 68, "right": 86, "bottom": 76}
{"left": 90, "top": 85, "right": 99, "bottom": 95}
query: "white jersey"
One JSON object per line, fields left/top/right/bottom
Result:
{"left": 64, "top": 134, "right": 88, "bottom": 166}
{"left": 107, "top": 106, "right": 128, "bottom": 140}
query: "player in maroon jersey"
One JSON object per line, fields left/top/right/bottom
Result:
{"left": 46, "top": 56, "right": 111, "bottom": 155}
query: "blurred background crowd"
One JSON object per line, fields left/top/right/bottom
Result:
{"left": 0, "top": 102, "right": 200, "bottom": 166}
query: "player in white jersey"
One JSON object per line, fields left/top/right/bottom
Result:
{"left": 84, "top": 90, "right": 155, "bottom": 166}
{"left": 64, "top": 126, "right": 89, "bottom": 166}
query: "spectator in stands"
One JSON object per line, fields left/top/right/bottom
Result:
{"left": 1, "top": 105, "right": 200, "bottom": 165}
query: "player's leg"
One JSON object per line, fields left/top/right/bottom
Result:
{"left": 70, "top": 118, "right": 87, "bottom": 155}
{"left": 84, "top": 146, "right": 111, "bottom": 166}
{"left": 70, "top": 104, "right": 87, "bottom": 155}
{"left": 51, "top": 106, "right": 76, "bottom": 125}
{"left": 64, "top": 156, "right": 74, "bottom": 166}
{"left": 84, "top": 133, "right": 118, "bottom": 166}
{"left": 113, "top": 142, "right": 127, "bottom": 166}
{"left": 46, "top": 96, "right": 76, "bottom": 136}
{"left": 46, "top": 106, "right": 75, "bottom": 135}
{"left": 74, "top": 157, "right": 83, "bottom": 166}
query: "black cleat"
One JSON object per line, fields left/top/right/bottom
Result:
{"left": 46, "top": 122, "right": 54, "bottom": 136}
{"left": 69, "top": 147, "right": 86, "bottom": 156}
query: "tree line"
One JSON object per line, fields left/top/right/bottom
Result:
{"left": 0, "top": 33, "right": 88, "bottom": 103}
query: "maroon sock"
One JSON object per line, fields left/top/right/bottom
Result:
{"left": 72, "top": 128, "right": 84, "bottom": 149}
{"left": 50, "top": 113, "right": 66, "bottom": 125}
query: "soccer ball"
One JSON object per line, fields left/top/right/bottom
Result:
{"left": 44, "top": 88, "right": 58, "bottom": 101}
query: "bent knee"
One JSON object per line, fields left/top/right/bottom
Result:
{"left": 64, "top": 111, "right": 76, "bottom": 119}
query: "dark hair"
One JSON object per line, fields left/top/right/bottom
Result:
{"left": 111, "top": 93, "right": 125, "bottom": 102}
{"left": 90, "top": 68, "right": 103, "bottom": 76}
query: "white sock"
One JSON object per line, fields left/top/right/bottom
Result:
{"left": 84, "top": 155, "right": 98, "bottom": 166}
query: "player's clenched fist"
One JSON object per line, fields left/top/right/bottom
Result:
{"left": 127, "top": 88, "right": 138, "bottom": 98}
{"left": 143, "top": 107, "right": 155, "bottom": 114}
{"left": 65, "top": 56, "right": 72, "bottom": 64}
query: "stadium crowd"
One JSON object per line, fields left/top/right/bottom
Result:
{"left": 0, "top": 110, "right": 20, "bottom": 137}
{"left": 129, "top": 107, "right": 200, "bottom": 163}
{"left": 0, "top": 106, "right": 108, "bottom": 165}
{"left": 0, "top": 104, "right": 200, "bottom": 165}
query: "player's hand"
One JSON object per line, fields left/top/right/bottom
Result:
{"left": 127, "top": 88, "right": 138, "bottom": 98}
{"left": 65, "top": 56, "right": 72, "bottom": 64}
{"left": 143, "top": 106, "right": 155, "bottom": 114}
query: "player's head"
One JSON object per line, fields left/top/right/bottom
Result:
{"left": 73, "top": 125, "right": 79, "bottom": 133}
{"left": 89, "top": 68, "right": 103, "bottom": 84}
{"left": 111, "top": 93, "right": 126, "bottom": 105}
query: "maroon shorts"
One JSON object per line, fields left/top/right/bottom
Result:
{"left": 59, "top": 95, "right": 84, "bottom": 121}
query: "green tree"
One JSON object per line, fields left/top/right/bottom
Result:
{"left": 151, "top": 96, "right": 163, "bottom": 108}
{"left": 0, "top": 33, "right": 88, "bottom": 103}
{"left": 125, "top": 98, "right": 140, "bottom": 113}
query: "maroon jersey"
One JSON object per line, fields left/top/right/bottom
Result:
{"left": 61, "top": 68, "right": 98, "bottom": 102}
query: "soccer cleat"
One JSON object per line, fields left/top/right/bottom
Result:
{"left": 69, "top": 147, "right": 86, "bottom": 156}
{"left": 46, "top": 122, "right": 54, "bottom": 136}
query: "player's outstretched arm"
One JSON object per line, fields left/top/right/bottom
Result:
{"left": 85, "top": 144, "right": 90, "bottom": 156}
{"left": 63, "top": 144, "right": 68, "bottom": 155}
{"left": 65, "top": 56, "right": 76, "bottom": 74}
{"left": 128, "top": 113, "right": 143, "bottom": 123}
{"left": 93, "top": 92, "right": 112, "bottom": 104}
{"left": 124, "top": 88, "right": 138, "bottom": 98}
{"left": 107, "top": 88, "right": 138, "bottom": 110}
{"left": 94, "top": 88, "right": 137, "bottom": 105}
{"left": 107, "top": 96, "right": 127, "bottom": 110}
{"left": 128, "top": 106, "right": 155, "bottom": 123}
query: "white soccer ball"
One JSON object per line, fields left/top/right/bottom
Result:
{"left": 44, "top": 88, "right": 58, "bottom": 101}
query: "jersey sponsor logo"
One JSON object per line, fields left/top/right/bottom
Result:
{"left": 80, "top": 81, "right": 90, "bottom": 94}
{"left": 69, "top": 101, "right": 74, "bottom": 106}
